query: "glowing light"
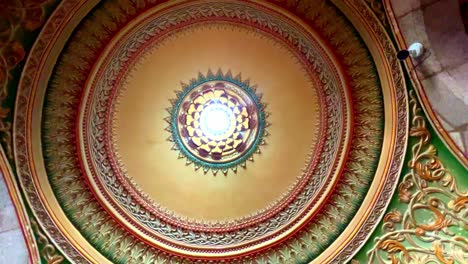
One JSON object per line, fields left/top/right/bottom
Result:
{"left": 199, "top": 103, "right": 234, "bottom": 139}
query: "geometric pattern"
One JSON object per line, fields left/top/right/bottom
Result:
{"left": 167, "top": 70, "right": 268, "bottom": 175}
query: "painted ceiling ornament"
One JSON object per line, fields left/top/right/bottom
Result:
{"left": 166, "top": 70, "right": 269, "bottom": 175}
{"left": 13, "top": 0, "right": 414, "bottom": 262}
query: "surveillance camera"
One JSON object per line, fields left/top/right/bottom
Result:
{"left": 397, "top": 42, "right": 424, "bottom": 61}
{"left": 397, "top": 50, "right": 410, "bottom": 61}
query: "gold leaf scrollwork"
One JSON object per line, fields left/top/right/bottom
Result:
{"left": 31, "top": 219, "right": 64, "bottom": 264}
{"left": 378, "top": 240, "right": 411, "bottom": 262}
{"left": 433, "top": 241, "right": 455, "bottom": 264}
{"left": 367, "top": 90, "right": 468, "bottom": 263}
{"left": 382, "top": 210, "right": 402, "bottom": 232}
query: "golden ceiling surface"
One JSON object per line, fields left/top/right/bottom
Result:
{"left": 14, "top": 0, "right": 408, "bottom": 263}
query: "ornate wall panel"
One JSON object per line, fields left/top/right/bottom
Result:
{"left": 0, "top": 0, "right": 465, "bottom": 263}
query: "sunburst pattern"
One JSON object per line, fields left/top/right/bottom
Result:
{"left": 165, "top": 70, "right": 269, "bottom": 175}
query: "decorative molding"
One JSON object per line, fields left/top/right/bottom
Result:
{"left": 326, "top": 0, "right": 408, "bottom": 262}
{"left": 0, "top": 1, "right": 61, "bottom": 263}
{"left": 14, "top": 0, "right": 100, "bottom": 262}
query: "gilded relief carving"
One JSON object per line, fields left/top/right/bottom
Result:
{"left": 31, "top": 219, "right": 65, "bottom": 264}
{"left": 365, "top": 91, "right": 468, "bottom": 263}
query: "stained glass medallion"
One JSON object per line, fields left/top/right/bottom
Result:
{"left": 167, "top": 71, "right": 268, "bottom": 174}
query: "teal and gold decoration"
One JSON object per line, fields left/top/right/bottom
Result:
{"left": 0, "top": 0, "right": 466, "bottom": 263}
{"left": 167, "top": 70, "right": 268, "bottom": 174}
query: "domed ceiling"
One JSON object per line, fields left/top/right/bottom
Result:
{"left": 1, "top": 0, "right": 466, "bottom": 263}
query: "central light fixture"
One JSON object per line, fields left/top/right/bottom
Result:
{"left": 199, "top": 103, "right": 235, "bottom": 140}
{"left": 167, "top": 71, "right": 268, "bottom": 174}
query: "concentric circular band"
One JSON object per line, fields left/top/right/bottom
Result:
{"left": 12, "top": 0, "right": 409, "bottom": 262}
{"left": 81, "top": 2, "right": 350, "bottom": 253}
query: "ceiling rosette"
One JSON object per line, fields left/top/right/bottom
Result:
{"left": 14, "top": 0, "right": 408, "bottom": 263}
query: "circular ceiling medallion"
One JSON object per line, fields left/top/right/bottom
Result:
{"left": 15, "top": 0, "right": 408, "bottom": 263}
{"left": 168, "top": 71, "right": 267, "bottom": 174}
